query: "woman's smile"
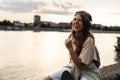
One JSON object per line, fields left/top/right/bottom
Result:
{"left": 74, "top": 25, "right": 79, "bottom": 29}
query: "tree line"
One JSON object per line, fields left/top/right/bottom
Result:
{"left": 0, "top": 19, "right": 120, "bottom": 31}
{"left": 91, "top": 24, "right": 120, "bottom": 31}
{"left": 0, "top": 19, "right": 13, "bottom": 26}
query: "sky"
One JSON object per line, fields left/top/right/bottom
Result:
{"left": 0, "top": 0, "right": 120, "bottom": 26}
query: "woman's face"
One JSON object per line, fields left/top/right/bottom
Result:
{"left": 72, "top": 14, "right": 83, "bottom": 32}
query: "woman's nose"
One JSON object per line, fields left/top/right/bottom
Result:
{"left": 74, "top": 20, "right": 79, "bottom": 24}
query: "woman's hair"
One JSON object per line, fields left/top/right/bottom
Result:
{"left": 78, "top": 11, "right": 92, "bottom": 21}
{"left": 71, "top": 11, "right": 94, "bottom": 56}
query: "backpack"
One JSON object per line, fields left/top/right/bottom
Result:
{"left": 93, "top": 46, "right": 101, "bottom": 68}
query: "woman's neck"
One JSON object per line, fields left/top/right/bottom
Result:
{"left": 75, "top": 31, "right": 82, "bottom": 38}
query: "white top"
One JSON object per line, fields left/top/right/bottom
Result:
{"left": 69, "top": 36, "right": 97, "bottom": 68}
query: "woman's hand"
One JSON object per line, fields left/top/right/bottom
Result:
{"left": 65, "top": 39, "right": 74, "bottom": 54}
{"left": 65, "top": 38, "right": 82, "bottom": 69}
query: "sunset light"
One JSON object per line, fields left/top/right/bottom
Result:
{"left": 0, "top": 0, "right": 120, "bottom": 26}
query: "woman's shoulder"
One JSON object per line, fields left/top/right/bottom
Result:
{"left": 83, "top": 36, "right": 94, "bottom": 47}
{"left": 86, "top": 36, "right": 94, "bottom": 43}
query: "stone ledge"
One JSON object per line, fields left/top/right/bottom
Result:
{"left": 100, "top": 63, "right": 120, "bottom": 80}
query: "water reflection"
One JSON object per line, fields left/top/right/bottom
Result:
{"left": 0, "top": 31, "right": 119, "bottom": 79}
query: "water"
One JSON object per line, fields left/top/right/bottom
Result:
{"left": 0, "top": 31, "right": 119, "bottom": 80}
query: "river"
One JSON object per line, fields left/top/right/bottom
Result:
{"left": 0, "top": 31, "right": 119, "bottom": 80}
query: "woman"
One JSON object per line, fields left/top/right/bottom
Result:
{"left": 44, "top": 11, "right": 101, "bottom": 80}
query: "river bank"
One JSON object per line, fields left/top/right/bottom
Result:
{"left": 33, "top": 28, "right": 120, "bottom": 34}
{"left": 0, "top": 25, "right": 120, "bottom": 34}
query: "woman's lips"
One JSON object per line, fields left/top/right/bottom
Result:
{"left": 74, "top": 25, "right": 79, "bottom": 29}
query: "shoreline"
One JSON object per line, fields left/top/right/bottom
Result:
{"left": 0, "top": 27, "right": 120, "bottom": 34}
{"left": 0, "top": 25, "right": 120, "bottom": 33}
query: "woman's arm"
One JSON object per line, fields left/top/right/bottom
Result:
{"left": 70, "top": 52, "right": 82, "bottom": 69}
{"left": 65, "top": 37, "right": 95, "bottom": 69}
{"left": 65, "top": 39, "right": 82, "bottom": 69}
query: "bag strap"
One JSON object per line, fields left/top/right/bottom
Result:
{"left": 93, "top": 46, "right": 101, "bottom": 68}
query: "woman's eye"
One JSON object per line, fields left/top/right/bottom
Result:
{"left": 78, "top": 19, "right": 82, "bottom": 21}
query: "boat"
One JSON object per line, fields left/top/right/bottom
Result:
{"left": 115, "top": 37, "right": 120, "bottom": 51}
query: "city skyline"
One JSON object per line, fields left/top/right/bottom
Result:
{"left": 0, "top": 0, "right": 120, "bottom": 26}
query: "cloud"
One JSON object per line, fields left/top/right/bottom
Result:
{"left": 0, "top": 0, "right": 81, "bottom": 15}
{"left": 35, "top": 1, "right": 81, "bottom": 15}
{"left": 36, "top": 9, "right": 71, "bottom": 15}
{"left": 0, "top": 0, "right": 47, "bottom": 13}
{"left": 1, "top": 0, "right": 119, "bottom": 16}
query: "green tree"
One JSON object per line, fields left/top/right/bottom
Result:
{"left": 1, "top": 19, "right": 13, "bottom": 26}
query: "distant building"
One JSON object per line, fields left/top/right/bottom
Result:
{"left": 13, "top": 21, "right": 25, "bottom": 27}
{"left": 13, "top": 21, "right": 25, "bottom": 30}
{"left": 41, "top": 21, "right": 58, "bottom": 28}
{"left": 34, "top": 15, "right": 41, "bottom": 27}
{"left": 49, "top": 22, "right": 58, "bottom": 27}
{"left": 58, "top": 22, "right": 71, "bottom": 28}
{"left": 27, "top": 23, "right": 33, "bottom": 27}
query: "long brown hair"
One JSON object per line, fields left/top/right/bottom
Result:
{"left": 71, "top": 11, "right": 94, "bottom": 56}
